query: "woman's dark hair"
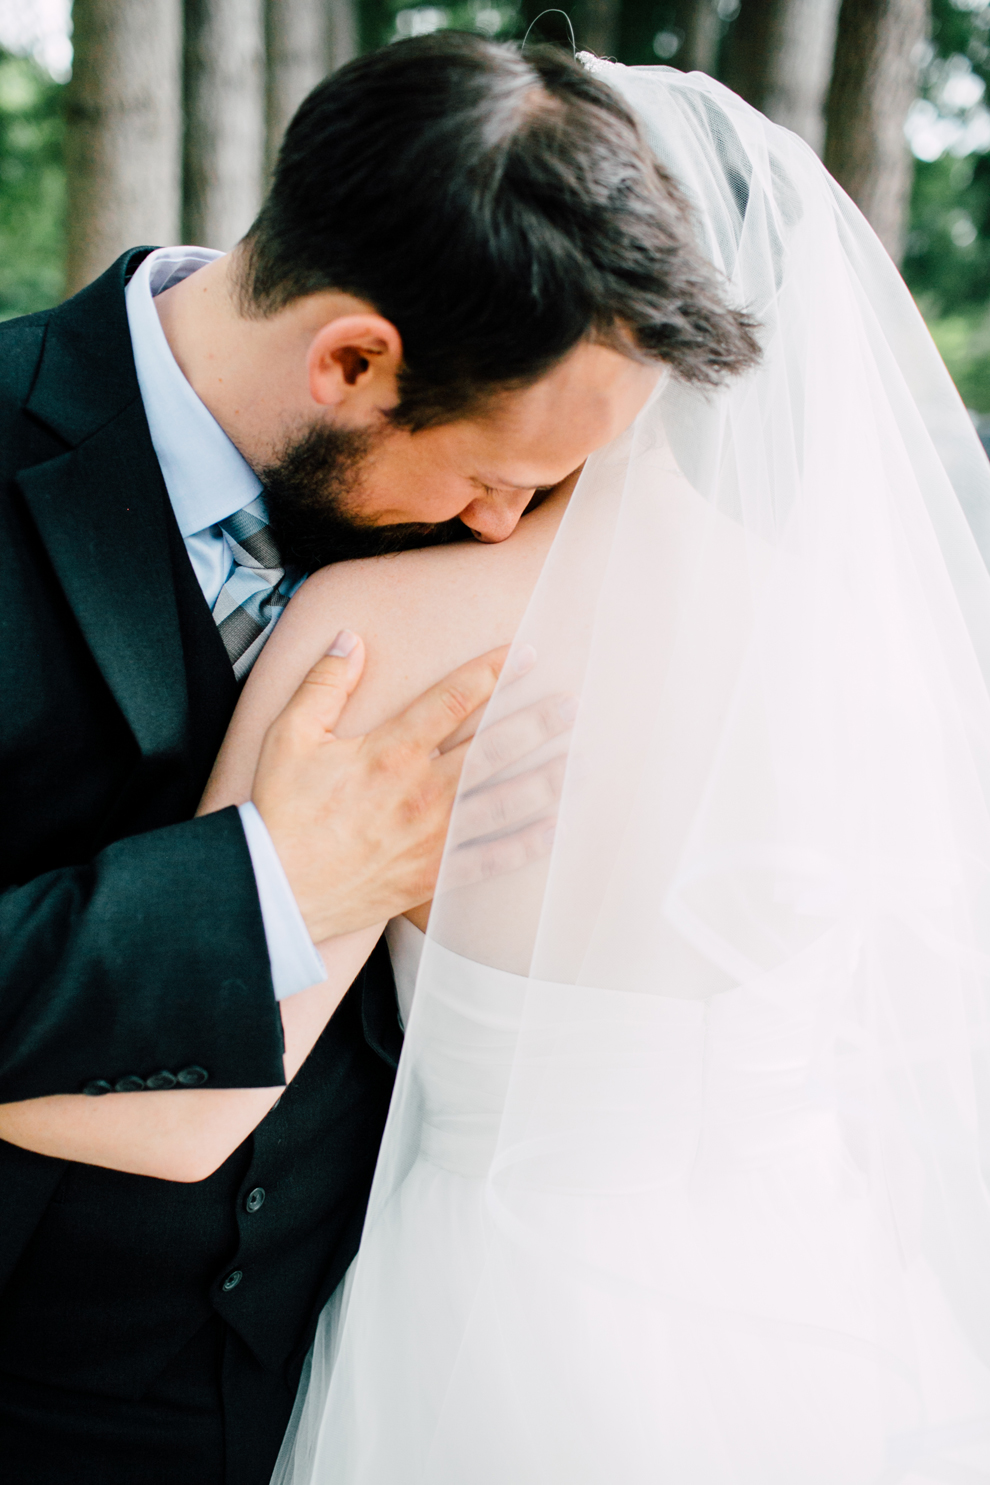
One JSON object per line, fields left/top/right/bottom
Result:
{"left": 242, "top": 34, "right": 760, "bottom": 429}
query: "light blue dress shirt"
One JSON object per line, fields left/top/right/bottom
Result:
{"left": 126, "top": 245, "right": 326, "bottom": 1002}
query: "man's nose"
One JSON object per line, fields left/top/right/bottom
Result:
{"left": 459, "top": 489, "right": 534, "bottom": 543}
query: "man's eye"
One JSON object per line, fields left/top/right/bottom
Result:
{"left": 524, "top": 487, "right": 553, "bottom": 514}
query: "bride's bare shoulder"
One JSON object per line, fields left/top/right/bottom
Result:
{"left": 199, "top": 486, "right": 568, "bottom": 811}
{"left": 284, "top": 526, "right": 537, "bottom": 682}
{"left": 260, "top": 488, "right": 565, "bottom": 727}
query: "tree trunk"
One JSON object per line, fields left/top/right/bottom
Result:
{"left": 183, "top": 0, "right": 266, "bottom": 250}
{"left": 724, "top": 0, "right": 841, "bottom": 154}
{"left": 265, "top": 0, "right": 332, "bottom": 174}
{"left": 722, "top": 0, "right": 773, "bottom": 102}
{"left": 763, "top": 0, "right": 842, "bottom": 153}
{"left": 65, "top": 0, "right": 183, "bottom": 295}
{"left": 328, "top": 0, "right": 359, "bottom": 72}
{"left": 581, "top": 0, "right": 623, "bottom": 58}
{"left": 680, "top": 0, "right": 721, "bottom": 75}
{"left": 824, "top": 0, "right": 929, "bottom": 261}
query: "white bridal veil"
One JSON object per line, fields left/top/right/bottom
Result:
{"left": 276, "top": 60, "right": 990, "bottom": 1484}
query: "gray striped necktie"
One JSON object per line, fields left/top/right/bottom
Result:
{"left": 213, "top": 496, "right": 292, "bottom": 682}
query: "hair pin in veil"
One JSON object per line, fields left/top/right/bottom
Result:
{"left": 522, "top": 9, "right": 578, "bottom": 56}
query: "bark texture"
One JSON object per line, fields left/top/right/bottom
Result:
{"left": 265, "top": 0, "right": 357, "bottom": 173}
{"left": 184, "top": 0, "right": 266, "bottom": 250}
{"left": 825, "top": 0, "right": 929, "bottom": 260}
{"left": 680, "top": 0, "right": 721, "bottom": 74}
{"left": 328, "top": 0, "right": 359, "bottom": 72}
{"left": 581, "top": 0, "right": 622, "bottom": 58}
{"left": 65, "top": 0, "right": 183, "bottom": 295}
{"left": 725, "top": 0, "right": 841, "bottom": 153}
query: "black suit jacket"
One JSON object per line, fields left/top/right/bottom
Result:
{"left": 0, "top": 251, "right": 401, "bottom": 1387}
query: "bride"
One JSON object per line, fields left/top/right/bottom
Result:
{"left": 267, "top": 58, "right": 990, "bottom": 1483}
{"left": 7, "top": 51, "right": 990, "bottom": 1484}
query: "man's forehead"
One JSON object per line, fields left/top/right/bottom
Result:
{"left": 419, "top": 338, "right": 660, "bottom": 489}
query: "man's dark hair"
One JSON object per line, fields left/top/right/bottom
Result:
{"left": 242, "top": 34, "right": 760, "bottom": 430}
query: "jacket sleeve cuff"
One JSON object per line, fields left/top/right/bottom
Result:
{"left": 238, "top": 802, "right": 327, "bottom": 1001}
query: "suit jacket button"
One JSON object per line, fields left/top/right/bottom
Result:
{"left": 114, "top": 1075, "right": 145, "bottom": 1093}
{"left": 82, "top": 1079, "right": 113, "bottom": 1097}
{"left": 145, "top": 1070, "right": 177, "bottom": 1090}
{"left": 176, "top": 1066, "right": 208, "bottom": 1086}
{"left": 222, "top": 1270, "right": 242, "bottom": 1291}
{"left": 245, "top": 1187, "right": 265, "bottom": 1214}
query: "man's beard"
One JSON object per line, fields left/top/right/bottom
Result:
{"left": 259, "top": 422, "right": 468, "bottom": 572}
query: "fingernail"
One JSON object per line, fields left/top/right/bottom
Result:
{"left": 510, "top": 643, "right": 537, "bottom": 675}
{"left": 327, "top": 629, "right": 358, "bottom": 659}
{"left": 557, "top": 696, "right": 578, "bottom": 725}
{"left": 543, "top": 822, "right": 556, "bottom": 848}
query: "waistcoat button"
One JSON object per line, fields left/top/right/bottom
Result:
{"left": 222, "top": 1270, "right": 242, "bottom": 1291}
{"left": 176, "top": 1065, "right": 208, "bottom": 1086}
{"left": 245, "top": 1187, "right": 266, "bottom": 1214}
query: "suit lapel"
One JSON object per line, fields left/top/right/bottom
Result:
{"left": 18, "top": 250, "right": 190, "bottom": 763}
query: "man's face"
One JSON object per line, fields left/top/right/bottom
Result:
{"left": 262, "top": 339, "right": 661, "bottom": 569}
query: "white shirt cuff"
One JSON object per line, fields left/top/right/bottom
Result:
{"left": 238, "top": 801, "right": 327, "bottom": 1001}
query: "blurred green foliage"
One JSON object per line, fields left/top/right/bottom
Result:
{"left": 3, "top": 0, "right": 990, "bottom": 415}
{"left": 0, "top": 50, "right": 64, "bottom": 319}
{"left": 907, "top": 153, "right": 990, "bottom": 317}
{"left": 362, "top": 0, "right": 517, "bottom": 52}
{"left": 902, "top": 0, "right": 990, "bottom": 409}
{"left": 905, "top": 153, "right": 990, "bottom": 408}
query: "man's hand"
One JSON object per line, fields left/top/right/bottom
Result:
{"left": 252, "top": 631, "right": 570, "bottom": 943}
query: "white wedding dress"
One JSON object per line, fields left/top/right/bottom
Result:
{"left": 276, "top": 920, "right": 990, "bottom": 1484}
{"left": 274, "top": 58, "right": 990, "bottom": 1485}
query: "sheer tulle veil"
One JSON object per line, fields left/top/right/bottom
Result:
{"left": 274, "top": 59, "right": 990, "bottom": 1484}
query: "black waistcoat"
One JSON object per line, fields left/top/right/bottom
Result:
{"left": 0, "top": 438, "right": 401, "bottom": 1401}
{"left": 0, "top": 952, "right": 396, "bottom": 1399}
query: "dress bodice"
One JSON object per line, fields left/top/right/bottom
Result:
{"left": 395, "top": 929, "right": 857, "bottom": 1193}
{"left": 276, "top": 934, "right": 990, "bottom": 1485}
{"left": 383, "top": 916, "right": 425, "bottom": 1031}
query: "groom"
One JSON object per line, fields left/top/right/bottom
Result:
{"left": 0, "top": 33, "right": 755, "bottom": 1485}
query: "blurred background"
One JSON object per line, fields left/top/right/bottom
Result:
{"left": 1, "top": 0, "right": 988, "bottom": 430}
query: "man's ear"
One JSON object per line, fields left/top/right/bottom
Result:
{"left": 307, "top": 314, "right": 402, "bottom": 415}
